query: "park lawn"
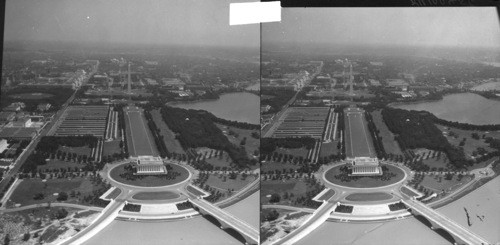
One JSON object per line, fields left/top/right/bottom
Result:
{"left": 261, "top": 179, "right": 308, "bottom": 205}
{"left": 38, "top": 159, "right": 82, "bottom": 171}
{"left": 216, "top": 123, "right": 259, "bottom": 158}
{"left": 437, "top": 125, "right": 495, "bottom": 159}
{"left": 275, "top": 147, "right": 309, "bottom": 159}
{"left": 102, "top": 140, "right": 122, "bottom": 157}
{"left": 420, "top": 174, "right": 472, "bottom": 194}
{"left": 319, "top": 142, "right": 339, "bottom": 158}
{"left": 261, "top": 161, "right": 301, "bottom": 173}
{"left": 205, "top": 152, "right": 233, "bottom": 168}
{"left": 132, "top": 191, "right": 180, "bottom": 200}
{"left": 12, "top": 207, "right": 81, "bottom": 229}
{"left": 372, "top": 110, "right": 403, "bottom": 155}
{"left": 205, "top": 173, "right": 256, "bottom": 192}
{"left": 344, "top": 192, "right": 393, "bottom": 202}
{"left": 261, "top": 208, "right": 293, "bottom": 221}
{"left": 58, "top": 145, "right": 92, "bottom": 156}
{"left": 9, "top": 178, "right": 96, "bottom": 206}
{"left": 151, "top": 109, "right": 185, "bottom": 154}
{"left": 422, "top": 154, "right": 450, "bottom": 171}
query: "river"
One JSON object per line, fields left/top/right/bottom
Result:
{"left": 84, "top": 191, "right": 260, "bottom": 245}
{"left": 391, "top": 93, "right": 500, "bottom": 125}
{"left": 296, "top": 176, "right": 500, "bottom": 244}
{"left": 171, "top": 92, "right": 259, "bottom": 124}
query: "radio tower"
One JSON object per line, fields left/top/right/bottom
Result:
{"left": 127, "top": 62, "right": 132, "bottom": 94}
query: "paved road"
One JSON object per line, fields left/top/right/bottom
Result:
{"left": 0, "top": 202, "right": 103, "bottom": 213}
{"left": 190, "top": 197, "right": 259, "bottom": 244}
{"left": 403, "top": 198, "right": 490, "bottom": 245}
{"left": 59, "top": 191, "right": 129, "bottom": 245}
{"left": 272, "top": 201, "right": 337, "bottom": 245}
{"left": 0, "top": 90, "right": 77, "bottom": 193}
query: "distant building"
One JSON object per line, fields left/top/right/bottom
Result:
{"left": 4, "top": 102, "right": 25, "bottom": 112}
{"left": 386, "top": 79, "right": 409, "bottom": 91}
{"left": 7, "top": 118, "right": 32, "bottom": 128}
{"left": 0, "top": 127, "right": 38, "bottom": 140}
{"left": 161, "top": 78, "right": 185, "bottom": 90}
{"left": 0, "top": 139, "right": 8, "bottom": 153}
{"left": 37, "top": 103, "right": 52, "bottom": 112}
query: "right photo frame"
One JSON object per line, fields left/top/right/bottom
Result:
{"left": 259, "top": 7, "right": 500, "bottom": 245}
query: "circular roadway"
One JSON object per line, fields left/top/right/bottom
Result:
{"left": 318, "top": 161, "right": 413, "bottom": 205}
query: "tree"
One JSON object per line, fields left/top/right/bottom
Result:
{"left": 4, "top": 234, "right": 10, "bottom": 245}
{"left": 269, "top": 193, "right": 281, "bottom": 203}
{"left": 57, "top": 192, "right": 68, "bottom": 201}
{"left": 23, "top": 232, "right": 31, "bottom": 241}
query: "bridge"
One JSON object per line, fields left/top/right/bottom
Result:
{"left": 402, "top": 198, "right": 490, "bottom": 245}
{"left": 58, "top": 199, "right": 126, "bottom": 245}
{"left": 189, "top": 197, "right": 259, "bottom": 245}
{"left": 272, "top": 201, "right": 337, "bottom": 245}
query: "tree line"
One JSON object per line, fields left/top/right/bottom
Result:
{"left": 382, "top": 108, "right": 471, "bottom": 169}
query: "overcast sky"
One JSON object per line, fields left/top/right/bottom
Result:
{"left": 4, "top": 0, "right": 259, "bottom": 48}
{"left": 264, "top": 7, "right": 500, "bottom": 49}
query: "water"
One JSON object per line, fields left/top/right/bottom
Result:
{"left": 84, "top": 217, "right": 241, "bottom": 245}
{"left": 437, "top": 176, "right": 500, "bottom": 243}
{"left": 171, "top": 92, "right": 259, "bottom": 124}
{"left": 296, "top": 176, "right": 500, "bottom": 245}
{"left": 471, "top": 81, "right": 500, "bottom": 91}
{"left": 224, "top": 191, "right": 259, "bottom": 229}
{"left": 392, "top": 93, "right": 500, "bottom": 125}
{"left": 296, "top": 218, "right": 449, "bottom": 245}
{"left": 84, "top": 191, "right": 260, "bottom": 245}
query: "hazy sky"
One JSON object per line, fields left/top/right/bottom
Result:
{"left": 264, "top": 7, "right": 500, "bottom": 49}
{"left": 4, "top": 0, "right": 259, "bottom": 48}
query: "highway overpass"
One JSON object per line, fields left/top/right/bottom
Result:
{"left": 272, "top": 201, "right": 337, "bottom": 245}
{"left": 189, "top": 197, "right": 259, "bottom": 245}
{"left": 402, "top": 198, "right": 490, "bottom": 245}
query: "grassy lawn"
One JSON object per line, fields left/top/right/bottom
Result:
{"left": 102, "top": 140, "right": 122, "bottom": 157}
{"left": 205, "top": 151, "right": 233, "bottom": 168}
{"left": 319, "top": 142, "right": 339, "bottom": 157}
{"left": 261, "top": 161, "right": 301, "bottom": 173}
{"left": 344, "top": 192, "right": 393, "bottom": 201}
{"left": 372, "top": 110, "right": 403, "bottom": 155}
{"left": 261, "top": 179, "right": 308, "bottom": 205}
{"left": 132, "top": 191, "right": 180, "bottom": 200}
{"left": 275, "top": 147, "right": 309, "bottom": 159}
{"left": 8, "top": 178, "right": 96, "bottom": 206}
{"left": 216, "top": 123, "right": 259, "bottom": 158}
{"left": 422, "top": 154, "right": 450, "bottom": 170}
{"left": 437, "top": 125, "right": 495, "bottom": 159}
{"left": 324, "top": 164, "right": 405, "bottom": 188}
{"left": 420, "top": 174, "right": 472, "bottom": 193}
{"left": 109, "top": 163, "right": 190, "bottom": 187}
{"left": 38, "top": 159, "right": 82, "bottom": 171}
{"left": 205, "top": 173, "right": 256, "bottom": 192}
{"left": 151, "top": 109, "right": 185, "bottom": 154}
